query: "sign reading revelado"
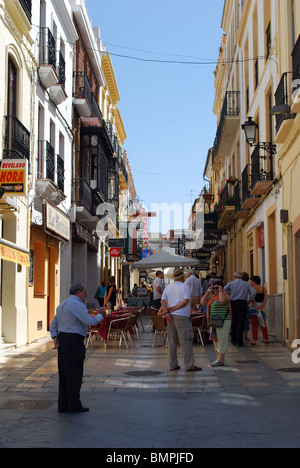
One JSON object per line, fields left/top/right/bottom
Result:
{"left": 0, "top": 160, "right": 28, "bottom": 197}
{"left": 45, "top": 202, "right": 70, "bottom": 242}
{"left": 0, "top": 244, "right": 30, "bottom": 267}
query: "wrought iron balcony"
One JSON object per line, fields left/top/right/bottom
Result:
{"left": 274, "top": 72, "right": 296, "bottom": 133}
{"left": 292, "top": 35, "right": 300, "bottom": 113}
{"left": 235, "top": 181, "right": 249, "bottom": 220}
{"left": 57, "top": 51, "right": 66, "bottom": 88}
{"left": 37, "top": 141, "right": 65, "bottom": 194}
{"left": 292, "top": 35, "right": 300, "bottom": 82}
{"left": 73, "top": 71, "right": 92, "bottom": 117}
{"left": 3, "top": 116, "right": 30, "bottom": 160}
{"left": 119, "top": 156, "right": 128, "bottom": 188}
{"left": 38, "top": 28, "right": 58, "bottom": 89}
{"left": 19, "top": 0, "right": 32, "bottom": 23}
{"left": 213, "top": 91, "right": 241, "bottom": 159}
{"left": 251, "top": 144, "right": 274, "bottom": 196}
{"left": 72, "top": 178, "right": 93, "bottom": 214}
{"left": 241, "top": 165, "right": 259, "bottom": 210}
{"left": 80, "top": 93, "right": 103, "bottom": 127}
{"left": 39, "top": 27, "right": 56, "bottom": 68}
{"left": 215, "top": 181, "right": 236, "bottom": 229}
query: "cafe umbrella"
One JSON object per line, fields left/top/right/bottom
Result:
{"left": 131, "top": 250, "right": 199, "bottom": 270}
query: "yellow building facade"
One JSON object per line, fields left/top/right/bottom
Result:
{"left": 276, "top": 1, "right": 300, "bottom": 343}
{"left": 205, "top": 0, "right": 300, "bottom": 344}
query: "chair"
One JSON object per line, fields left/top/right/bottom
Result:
{"left": 151, "top": 316, "right": 168, "bottom": 348}
{"left": 105, "top": 314, "right": 136, "bottom": 349}
{"left": 148, "top": 307, "right": 158, "bottom": 318}
{"left": 192, "top": 315, "right": 206, "bottom": 347}
{"left": 86, "top": 309, "right": 102, "bottom": 348}
{"left": 86, "top": 326, "right": 100, "bottom": 348}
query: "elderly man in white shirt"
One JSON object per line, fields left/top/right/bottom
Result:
{"left": 161, "top": 268, "right": 202, "bottom": 373}
{"left": 185, "top": 269, "right": 203, "bottom": 310}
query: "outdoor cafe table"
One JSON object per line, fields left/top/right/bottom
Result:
{"left": 98, "top": 311, "right": 134, "bottom": 343}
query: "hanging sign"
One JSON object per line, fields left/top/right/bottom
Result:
{"left": 0, "top": 160, "right": 28, "bottom": 197}
{"left": 44, "top": 202, "right": 71, "bottom": 243}
{"left": 110, "top": 248, "right": 121, "bottom": 258}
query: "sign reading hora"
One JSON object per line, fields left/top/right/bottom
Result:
{"left": 0, "top": 160, "right": 28, "bottom": 197}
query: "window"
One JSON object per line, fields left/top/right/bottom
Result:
{"left": 7, "top": 57, "right": 17, "bottom": 117}
{"left": 266, "top": 22, "right": 271, "bottom": 59}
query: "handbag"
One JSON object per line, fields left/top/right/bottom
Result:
{"left": 257, "top": 310, "right": 266, "bottom": 328}
{"left": 209, "top": 311, "right": 229, "bottom": 329}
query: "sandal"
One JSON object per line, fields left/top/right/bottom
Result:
{"left": 186, "top": 366, "right": 202, "bottom": 372}
{"left": 170, "top": 366, "right": 181, "bottom": 371}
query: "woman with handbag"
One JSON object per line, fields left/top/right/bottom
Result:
{"left": 201, "top": 281, "right": 231, "bottom": 367}
{"left": 248, "top": 276, "right": 269, "bottom": 345}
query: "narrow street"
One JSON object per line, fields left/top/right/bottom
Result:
{"left": 0, "top": 318, "right": 300, "bottom": 448}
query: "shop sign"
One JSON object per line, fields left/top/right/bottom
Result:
{"left": 0, "top": 242, "right": 30, "bottom": 267}
{"left": 45, "top": 202, "right": 70, "bottom": 243}
{"left": 0, "top": 160, "right": 28, "bottom": 197}
{"left": 108, "top": 238, "right": 125, "bottom": 249}
{"left": 258, "top": 225, "right": 265, "bottom": 248}
{"left": 110, "top": 248, "right": 121, "bottom": 258}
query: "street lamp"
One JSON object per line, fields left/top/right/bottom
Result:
{"left": 242, "top": 117, "right": 258, "bottom": 147}
{"left": 242, "top": 117, "right": 277, "bottom": 155}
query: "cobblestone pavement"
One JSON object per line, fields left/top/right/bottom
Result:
{"left": 0, "top": 318, "right": 300, "bottom": 448}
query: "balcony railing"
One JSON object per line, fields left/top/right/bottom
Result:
{"left": 39, "top": 27, "right": 56, "bottom": 68}
{"left": 235, "top": 181, "right": 249, "bottom": 219}
{"left": 72, "top": 178, "right": 93, "bottom": 214}
{"left": 73, "top": 71, "right": 92, "bottom": 109}
{"left": 45, "top": 142, "right": 55, "bottom": 182}
{"left": 215, "top": 181, "right": 236, "bottom": 229}
{"left": 213, "top": 91, "right": 240, "bottom": 158}
{"left": 275, "top": 72, "right": 296, "bottom": 132}
{"left": 251, "top": 144, "right": 274, "bottom": 195}
{"left": 292, "top": 35, "right": 300, "bottom": 81}
{"left": 38, "top": 141, "right": 65, "bottom": 193}
{"left": 3, "top": 116, "right": 30, "bottom": 160}
{"left": 57, "top": 51, "right": 66, "bottom": 87}
{"left": 19, "top": 0, "right": 32, "bottom": 23}
{"left": 119, "top": 157, "right": 128, "bottom": 185}
{"left": 241, "top": 165, "right": 260, "bottom": 210}
{"left": 241, "top": 165, "right": 251, "bottom": 206}
{"left": 91, "top": 93, "right": 103, "bottom": 122}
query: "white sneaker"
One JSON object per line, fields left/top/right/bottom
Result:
{"left": 211, "top": 360, "right": 224, "bottom": 367}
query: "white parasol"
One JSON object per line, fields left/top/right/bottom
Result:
{"left": 131, "top": 250, "right": 198, "bottom": 270}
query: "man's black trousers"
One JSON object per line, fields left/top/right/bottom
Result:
{"left": 57, "top": 332, "right": 86, "bottom": 412}
{"left": 230, "top": 300, "right": 248, "bottom": 347}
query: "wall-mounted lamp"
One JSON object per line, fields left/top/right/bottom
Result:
{"left": 242, "top": 117, "right": 277, "bottom": 155}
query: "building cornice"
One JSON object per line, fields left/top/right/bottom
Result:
{"left": 102, "top": 53, "right": 120, "bottom": 105}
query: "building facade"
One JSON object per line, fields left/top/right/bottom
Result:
{"left": 0, "top": 0, "right": 138, "bottom": 347}
{"left": 203, "top": 0, "right": 300, "bottom": 344}
{"left": 0, "top": 0, "right": 35, "bottom": 347}
{"left": 28, "top": 0, "right": 77, "bottom": 343}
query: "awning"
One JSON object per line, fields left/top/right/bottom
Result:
{"left": 0, "top": 238, "right": 30, "bottom": 267}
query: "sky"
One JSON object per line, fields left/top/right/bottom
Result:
{"left": 86, "top": 0, "right": 225, "bottom": 232}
